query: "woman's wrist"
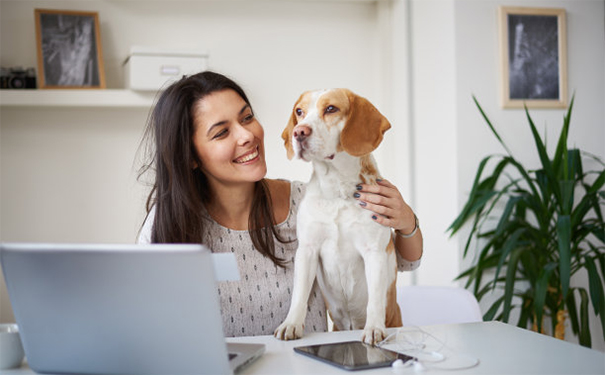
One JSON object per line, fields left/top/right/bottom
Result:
{"left": 394, "top": 214, "right": 419, "bottom": 239}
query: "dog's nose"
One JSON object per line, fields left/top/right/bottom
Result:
{"left": 293, "top": 125, "right": 312, "bottom": 142}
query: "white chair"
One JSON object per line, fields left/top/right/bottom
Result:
{"left": 397, "top": 285, "right": 483, "bottom": 326}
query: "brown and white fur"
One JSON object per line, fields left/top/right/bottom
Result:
{"left": 274, "top": 88, "right": 402, "bottom": 345}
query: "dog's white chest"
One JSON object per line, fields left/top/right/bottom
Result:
{"left": 297, "top": 179, "right": 392, "bottom": 330}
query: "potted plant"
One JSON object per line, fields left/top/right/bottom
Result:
{"left": 448, "top": 96, "right": 604, "bottom": 348}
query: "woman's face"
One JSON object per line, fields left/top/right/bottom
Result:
{"left": 192, "top": 89, "right": 267, "bottom": 187}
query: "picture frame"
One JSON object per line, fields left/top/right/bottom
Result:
{"left": 35, "top": 9, "right": 106, "bottom": 89}
{"left": 498, "top": 6, "right": 567, "bottom": 109}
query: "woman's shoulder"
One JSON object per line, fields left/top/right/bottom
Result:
{"left": 266, "top": 179, "right": 305, "bottom": 200}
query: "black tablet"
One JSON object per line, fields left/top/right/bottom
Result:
{"left": 294, "top": 340, "right": 415, "bottom": 371}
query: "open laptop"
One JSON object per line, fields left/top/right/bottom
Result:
{"left": 0, "top": 243, "right": 265, "bottom": 375}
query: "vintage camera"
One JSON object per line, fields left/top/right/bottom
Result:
{"left": 0, "top": 67, "right": 37, "bottom": 89}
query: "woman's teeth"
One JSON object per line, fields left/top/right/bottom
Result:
{"left": 235, "top": 148, "right": 259, "bottom": 163}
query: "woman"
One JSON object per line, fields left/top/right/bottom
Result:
{"left": 138, "top": 71, "right": 423, "bottom": 337}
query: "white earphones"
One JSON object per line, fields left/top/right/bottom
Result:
{"left": 391, "top": 358, "right": 427, "bottom": 372}
{"left": 413, "top": 361, "right": 427, "bottom": 372}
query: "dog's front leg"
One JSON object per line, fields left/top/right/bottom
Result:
{"left": 274, "top": 244, "right": 319, "bottom": 340}
{"left": 361, "top": 251, "right": 390, "bottom": 345}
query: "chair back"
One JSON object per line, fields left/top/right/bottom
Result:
{"left": 397, "top": 285, "right": 482, "bottom": 326}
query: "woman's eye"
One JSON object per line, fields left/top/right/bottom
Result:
{"left": 212, "top": 129, "right": 228, "bottom": 139}
{"left": 242, "top": 114, "right": 254, "bottom": 124}
{"left": 295, "top": 108, "right": 303, "bottom": 117}
{"left": 325, "top": 105, "right": 339, "bottom": 114}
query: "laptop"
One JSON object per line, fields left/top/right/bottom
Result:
{"left": 0, "top": 243, "right": 265, "bottom": 375}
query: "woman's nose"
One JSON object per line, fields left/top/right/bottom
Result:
{"left": 236, "top": 124, "right": 255, "bottom": 145}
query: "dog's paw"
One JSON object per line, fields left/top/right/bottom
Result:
{"left": 274, "top": 321, "right": 305, "bottom": 341}
{"left": 361, "top": 326, "right": 386, "bottom": 346}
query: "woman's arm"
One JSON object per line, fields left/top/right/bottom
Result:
{"left": 354, "top": 179, "right": 423, "bottom": 262}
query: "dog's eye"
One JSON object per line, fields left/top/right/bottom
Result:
{"left": 295, "top": 108, "right": 304, "bottom": 117}
{"left": 325, "top": 105, "right": 339, "bottom": 114}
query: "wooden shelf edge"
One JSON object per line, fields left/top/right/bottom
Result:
{"left": 0, "top": 89, "right": 158, "bottom": 108}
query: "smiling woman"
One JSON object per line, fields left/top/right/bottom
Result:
{"left": 137, "top": 71, "right": 329, "bottom": 337}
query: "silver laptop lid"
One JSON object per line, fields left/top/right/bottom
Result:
{"left": 0, "top": 243, "right": 233, "bottom": 375}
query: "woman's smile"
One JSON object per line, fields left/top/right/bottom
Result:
{"left": 234, "top": 146, "right": 260, "bottom": 164}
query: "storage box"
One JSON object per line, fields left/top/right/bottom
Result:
{"left": 123, "top": 47, "right": 208, "bottom": 91}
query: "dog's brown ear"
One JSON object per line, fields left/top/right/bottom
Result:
{"left": 282, "top": 93, "right": 306, "bottom": 160}
{"left": 282, "top": 111, "right": 297, "bottom": 160}
{"left": 340, "top": 90, "right": 391, "bottom": 157}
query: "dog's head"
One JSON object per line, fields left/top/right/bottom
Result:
{"left": 281, "top": 89, "right": 391, "bottom": 161}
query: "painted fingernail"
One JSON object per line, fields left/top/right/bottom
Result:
{"left": 356, "top": 184, "right": 362, "bottom": 190}
{"left": 376, "top": 178, "right": 383, "bottom": 182}
{"left": 359, "top": 201, "right": 367, "bottom": 207}
{"left": 372, "top": 215, "right": 378, "bottom": 220}
{"left": 353, "top": 192, "right": 360, "bottom": 198}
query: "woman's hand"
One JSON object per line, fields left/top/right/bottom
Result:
{"left": 354, "top": 178, "right": 423, "bottom": 262}
{"left": 354, "top": 179, "right": 416, "bottom": 234}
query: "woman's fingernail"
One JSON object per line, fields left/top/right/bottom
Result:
{"left": 359, "top": 201, "right": 367, "bottom": 207}
{"left": 356, "top": 184, "right": 362, "bottom": 190}
{"left": 377, "top": 178, "right": 383, "bottom": 182}
{"left": 372, "top": 215, "right": 378, "bottom": 220}
{"left": 353, "top": 192, "right": 360, "bottom": 198}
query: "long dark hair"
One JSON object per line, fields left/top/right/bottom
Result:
{"left": 139, "top": 71, "right": 287, "bottom": 267}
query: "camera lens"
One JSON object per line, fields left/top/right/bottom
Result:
{"left": 9, "top": 76, "right": 26, "bottom": 89}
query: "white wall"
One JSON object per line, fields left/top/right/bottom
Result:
{"left": 409, "top": 0, "right": 460, "bottom": 288}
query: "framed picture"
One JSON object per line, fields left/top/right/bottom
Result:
{"left": 35, "top": 9, "right": 105, "bottom": 89}
{"left": 498, "top": 6, "right": 567, "bottom": 108}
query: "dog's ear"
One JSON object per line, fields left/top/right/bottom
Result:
{"left": 282, "top": 109, "right": 297, "bottom": 160}
{"left": 340, "top": 90, "right": 391, "bottom": 157}
{"left": 282, "top": 93, "right": 305, "bottom": 160}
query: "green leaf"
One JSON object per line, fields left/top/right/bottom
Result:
{"left": 493, "top": 228, "right": 525, "bottom": 285}
{"left": 450, "top": 156, "right": 515, "bottom": 242}
{"left": 587, "top": 168, "right": 605, "bottom": 195}
{"left": 495, "top": 196, "right": 523, "bottom": 237}
{"left": 584, "top": 256, "right": 604, "bottom": 315}
{"left": 552, "top": 97, "right": 573, "bottom": 175}
{"left": 473, "top": 97, "right": 513, "bottom": 156}
{"left": 568, "top": 149, "right": 583, "bottom": 180}
{"left": 598, "top": 251, "right": 605, "bottom": 284}
{"left": 578, "top": 288, "right": 592, "bottom": 347}
{"left": 484, "top": 295, "right": 505, "bottom": 321}
{"left": 525, "top": 105, "right": 560, "bottom": 203}
{"left": 448, "top": 155, "right": 498, "bottom": 234}
{"left": 502, "top": 248, "right": 524, "bottom": 322}
{"left": 517, "top": 295, "right": 532, "bottom": 329}
{"left": 533, "top": 262, "right": 557, "bottom": 333}
{"left": 566, "top": 289, "right": 580, "bottom": 335}
{"left": 535, "top": 169, "right": 550, "bottom": 203}
{"left": 559, "top": 180, "right": 575, "bottom": 215}
{"left": 557, "top": 215, "right": 572, "bottom": 298}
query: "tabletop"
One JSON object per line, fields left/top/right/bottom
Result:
{"left": 228, "top": 321, "right": 604, "bottom": 375}
{"left": 4, "top": 321, "right": 604, "bottom": 374}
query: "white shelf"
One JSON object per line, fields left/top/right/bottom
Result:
{"left": 0, "top": 89, "right": 157, "bottom": 108}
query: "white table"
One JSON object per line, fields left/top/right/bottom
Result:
{"left": 5, "top": 322, "right": 604, "bottom": 374}
{"left": 227, "top": 322, "right": 604, "bottom": 374}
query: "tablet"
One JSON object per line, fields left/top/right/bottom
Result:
{"left": 294, "top": 340, "right": 415, "bottom": 371}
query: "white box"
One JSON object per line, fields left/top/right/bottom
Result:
{"left": 123, "top": 47, "right": 208, "bottom": 91}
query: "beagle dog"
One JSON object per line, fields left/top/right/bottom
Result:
{"left": 274, "top": 88, "right": 402, "bottom": 345}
